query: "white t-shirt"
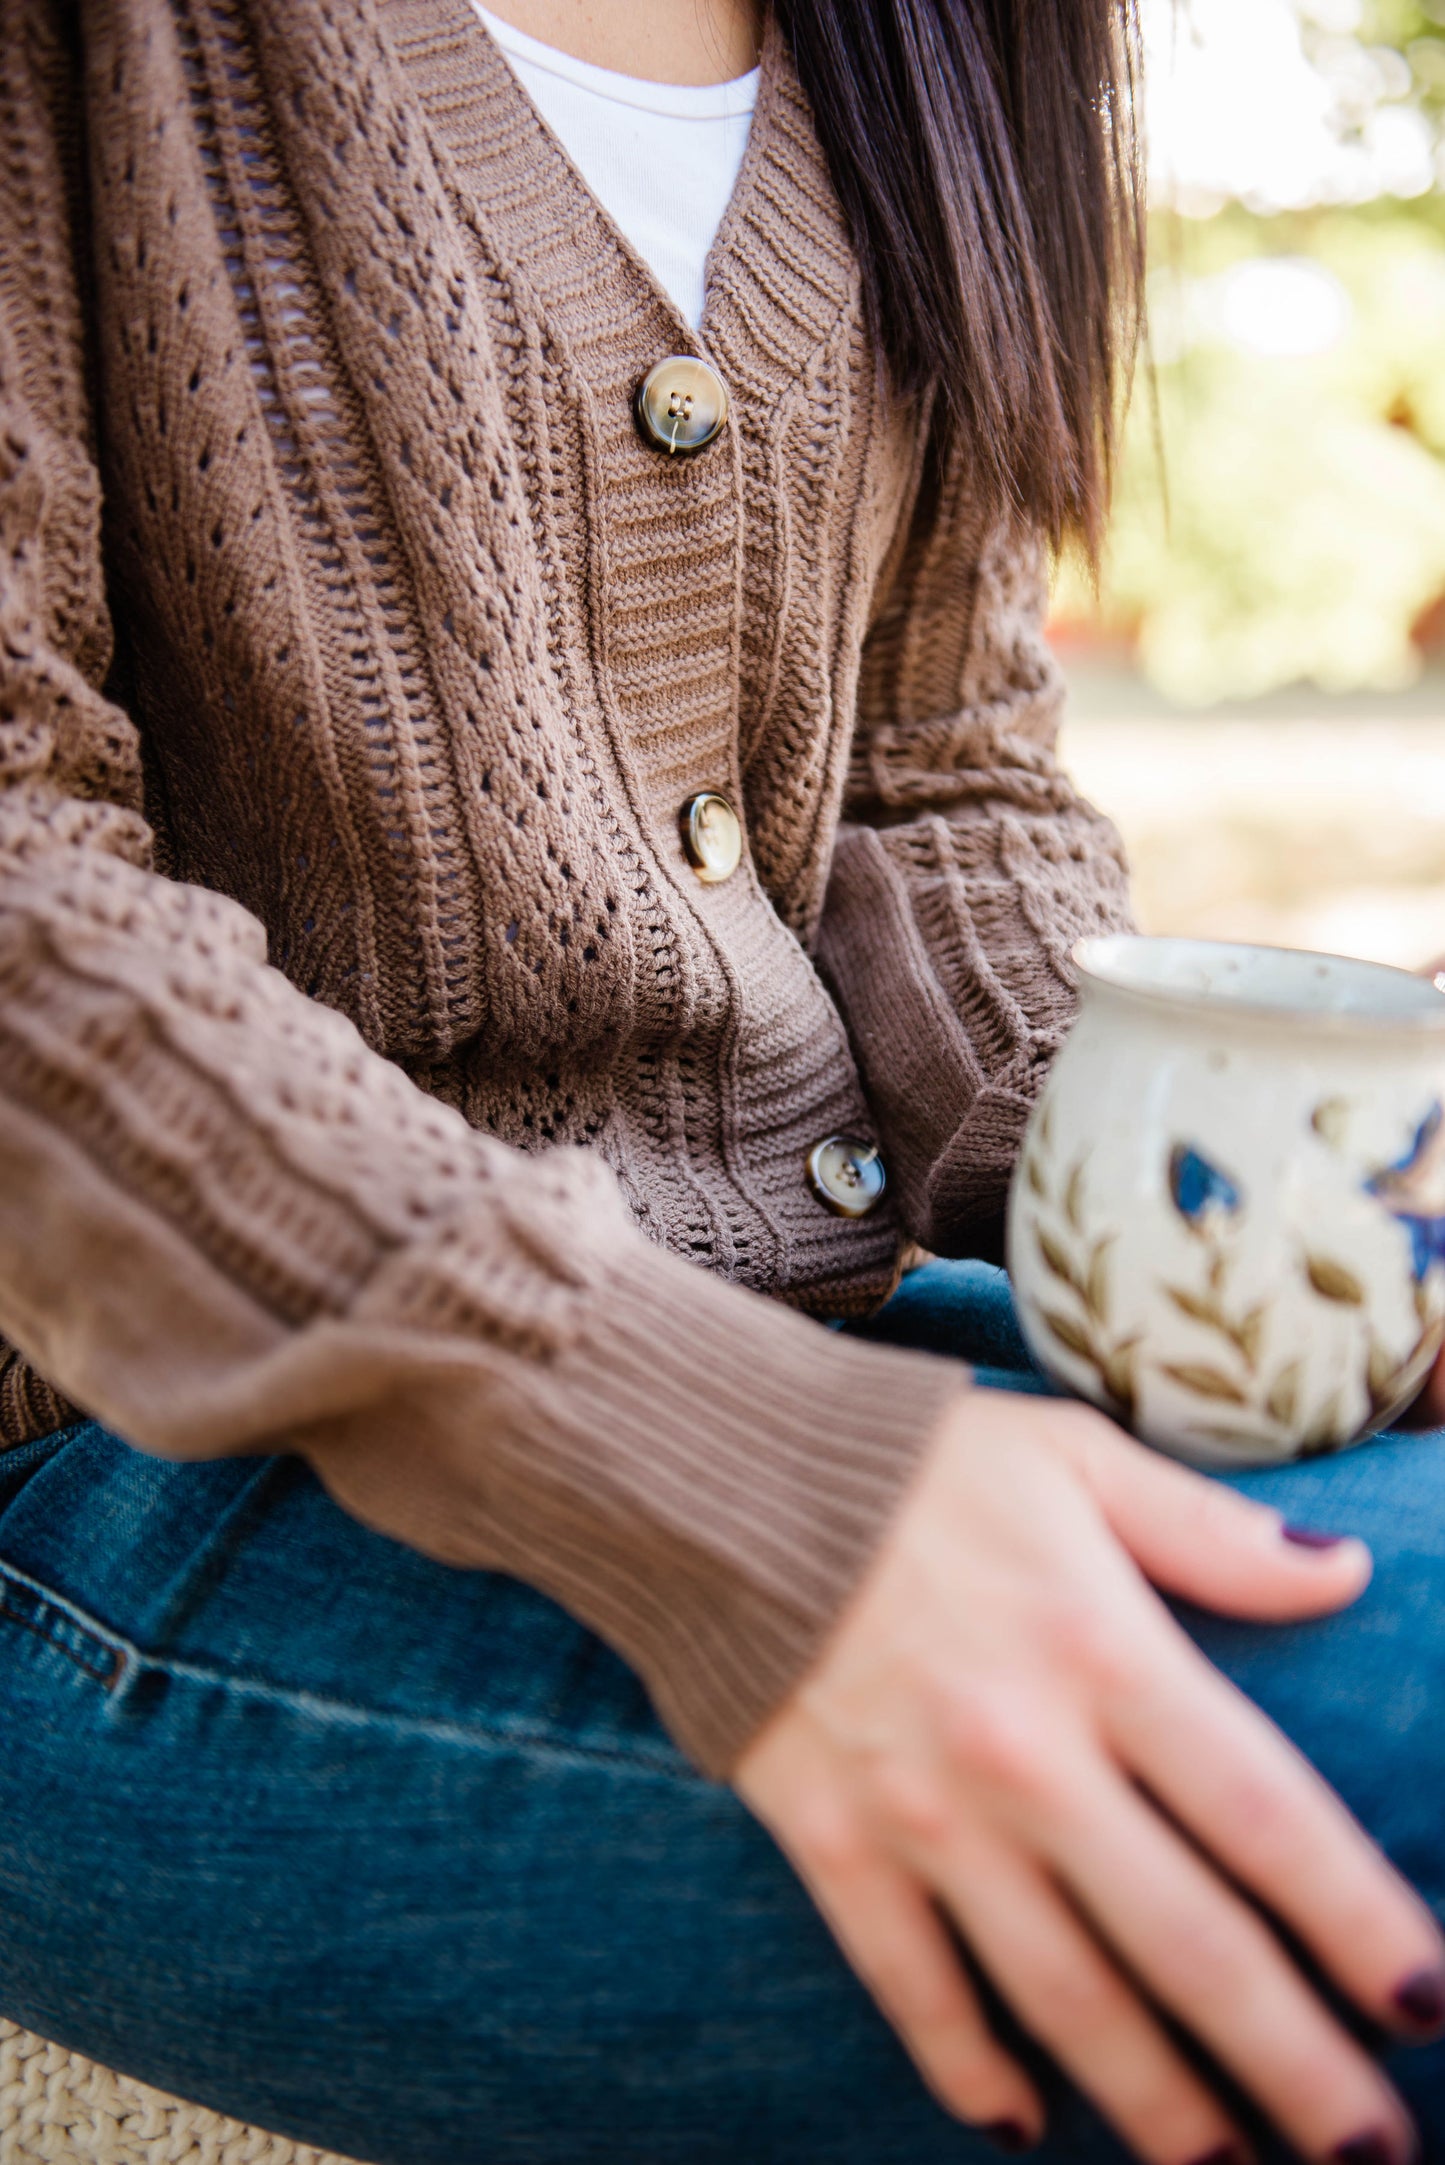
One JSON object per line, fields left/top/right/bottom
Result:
{"left": 475, "top": 8, "right": 758, "bottom": 329}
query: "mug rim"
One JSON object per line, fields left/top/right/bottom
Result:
{"left": 1074, "top": 933, "right": 1445, "bottom": 1035}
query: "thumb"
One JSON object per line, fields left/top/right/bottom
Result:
{"left": 1066, "top": 1416, "right": 1373, "bottom": 1621}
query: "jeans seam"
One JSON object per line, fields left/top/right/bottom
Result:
{"left": 0, "top": 1557, "right": 699, "bottom": 1783}
{"left": 129, "top": 1657, "right": 700, "bottom": 1778}
{"left": 0, "top": 1567, "right": 125, "bottom": 1689}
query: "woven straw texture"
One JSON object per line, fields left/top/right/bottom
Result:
{"left": 0, "top": 2022, "right": 366, "bottom": 2165}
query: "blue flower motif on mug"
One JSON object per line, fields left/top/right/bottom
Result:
{"left": 1168, "top": 1144, "right": 1243, "bottom": 1230}
{"left": 1366, "top": 1100, "right": 1445, "bottom": 1284}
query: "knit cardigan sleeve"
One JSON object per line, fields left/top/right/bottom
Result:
{"left": 817, "top": 454, "right": 1134, "bottom": 1257}
{"left": 0, "top": 9, "right": 962, "bottom": 1778}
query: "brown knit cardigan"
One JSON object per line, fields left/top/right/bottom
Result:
{"left": 0, "top": 0, "right": 1131, "bottom": 1772}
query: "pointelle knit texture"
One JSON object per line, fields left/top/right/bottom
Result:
{"left": 0, "top": 0, "right": 1132, "bottom": 1773}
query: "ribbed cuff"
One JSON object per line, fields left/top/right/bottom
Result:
{"left": 520, "top": 1236, "right": 968, "bottom": 1777}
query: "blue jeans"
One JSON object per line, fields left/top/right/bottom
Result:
{"left": 1, "top": 1260, "right": 1443, "bottom": 2165}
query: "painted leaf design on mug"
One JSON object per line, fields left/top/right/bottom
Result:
{"left": 1304, "top": 1254, "right": 1365, "bottom": 1306}
{"left": 1017, "top": 1022, "right": 1444, "bottom": 1461}
{"left": 1234, "top": 1303, "right": 1268, "bottom": 1369}
{"left": 1160, "top": 1362, "right": 1249, "bottom": 1404}
{"left": 1100, "top": 1340, "right": 1139, "bottom": 1420}
{"left": 1165, "top": 1285, "right": 1224, "bottom": 1330}
{"left": 1162, "top": 1273, "right": 1267, "bottom": 1383}
{"left": 1266, "top": 1362, "right": 1301, "bottom": 1428}
{"left": 1041, "top": 1309, "right": 1094, "bottom": 1361}
{"left": 1085, "top": 1238, "right": 1114, "bottom": 1324}
{"left": 1037, "top": 1226, "right": 1086, "bottom": 1301}
{"left": 1019, "top": 1145, "right": 1139, "bottom": 1423}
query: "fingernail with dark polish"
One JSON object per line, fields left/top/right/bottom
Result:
{"left": 1334, "top": 2135, "right": 1411, "bottom": 2165}
{"left": 983, "top": 2124, "right": 1034, "bottom": 2156}
{"left": 1283, "top": 1523, "right": 1349, "bottom": 1550}
{"left": 1394, "top": 1964, "right": 1445, "bottom": 2033}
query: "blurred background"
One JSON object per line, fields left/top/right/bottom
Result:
{"left": 1055, "top": 0, "right": 1445, "bottom": 966}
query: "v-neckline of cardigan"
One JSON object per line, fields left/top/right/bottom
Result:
{"left": 474, "top": 10, "right": 764, "bottom": 353}
{"left": 381, "top": 0, "right": 856, "bottom": 386}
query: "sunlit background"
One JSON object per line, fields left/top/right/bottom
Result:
{"left": 1055, "top": 0, "right": 1445, "bottom": 966}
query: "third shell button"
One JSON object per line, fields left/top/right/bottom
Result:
{"left": 806, "top": 1135, "right": 887, "bottom": 1219}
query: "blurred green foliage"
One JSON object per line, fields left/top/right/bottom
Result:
{"left": 1361, "top": 0, "right": 1445, "bottom": 122}
{"left": 1061, "top": 5, "right": 1445, "bottom": 703}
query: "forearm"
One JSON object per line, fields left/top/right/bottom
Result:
{"left": 0, "top": 845, "right": 962, "bottom": 1776}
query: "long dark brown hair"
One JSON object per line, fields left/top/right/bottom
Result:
{"left": 772, "top": 0, "right": 1144, "bottom": 555}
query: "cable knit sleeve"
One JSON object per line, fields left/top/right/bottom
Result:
{"left": 817, "top": 447, "right": 1134, "bottom": 1256}
{"left": 0, "top": 6, "right": 963, "bottom": 1777}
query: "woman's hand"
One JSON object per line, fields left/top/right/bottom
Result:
{"left": 736, "top": 1391, "right": 1444, "bottom": 2164}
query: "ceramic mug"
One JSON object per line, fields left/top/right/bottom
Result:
{"left": 1006, "top": 935, "right": 1445, "bottom": 1467}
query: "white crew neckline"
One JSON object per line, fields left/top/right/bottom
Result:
{"left": 475, "top": 9, "right": 760, "bottom": 120}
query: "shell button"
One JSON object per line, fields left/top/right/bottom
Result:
{"left": 806, "top": 1135, "right": 887, "bottom": 1219}
{"left": 679, "top": 791, "right": 743, "bottom": 884}
{"left": 634, "top": 356, "right": 730, "bottom": 456}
